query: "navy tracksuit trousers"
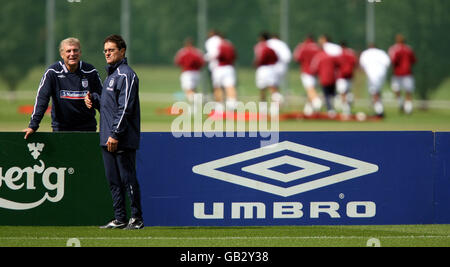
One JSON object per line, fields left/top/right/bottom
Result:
{"left": 101, "top": 147, "right": 143, "bottom": 222}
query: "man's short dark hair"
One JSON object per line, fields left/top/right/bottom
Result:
{"left": 259, "top": 31, "right": 271, "bottom": 41}
{"left": 104, "top": 34, "right": 127, "bottom": 51}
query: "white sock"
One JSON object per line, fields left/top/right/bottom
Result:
{"left": 312, "top": 97, "right": 322, "bottom": 111}
{"left": 215, "top": 102, "right": 224, "bottom": 112}
{"left": 374, "top": 101, "right": 384, "bottom": 115}
{"left": 303, "top": 102, "right": 313, "bottom": 116}
{"left": 271, "top": 92, "right": 284, "bottom": 105}
{"left": 226, "top": 98, "right": 237, "bottom": 111}
{"left": 404, "top": 100, "right": 413, "bottom": 114}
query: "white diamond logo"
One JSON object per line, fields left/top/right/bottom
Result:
{"left": 242, "top": 155, "right": 330, "bottom": 183}
{"left": 192, "top": 141, "right": 379, "bottom": 197}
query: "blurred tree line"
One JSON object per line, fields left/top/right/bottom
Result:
{"left": 0, "top": 0, "right": 448, "bottom": 100}
{"left": 0, "top": 0, "right": 45, "bottom": 93}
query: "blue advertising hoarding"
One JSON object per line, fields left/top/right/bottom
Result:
{"left": 136, "top": 131, "right": 443, "bottom": 226}
{"left": 0, "top": 131, "right": 448, "bottom": 226}
{"left": 435, "top": 132, "right": 450, "bottom": 224}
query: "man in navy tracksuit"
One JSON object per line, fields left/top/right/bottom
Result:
{"left": 85, "top": 35, "right": 143, "bottom": 230}
{"left": 24, "top": 37, "right": 102, "bottom": 139}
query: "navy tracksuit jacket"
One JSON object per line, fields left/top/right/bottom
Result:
{"left": 29, "top": 61, "right": 102, "bottom": 131}
{"left": 92, "top": 58, "right": 141, "bottom": 150}
{"left": 92, "top": 58, "right": 142, "bottom": 222}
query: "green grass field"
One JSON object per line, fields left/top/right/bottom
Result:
{"left": 1, "top": 65, "right": 450, "bottom": 132}
{"left": 1, "top": 225, "right": 449, "bottom": 247}
{"left": 1, "top": 66, "right": 449, "bottom": 248}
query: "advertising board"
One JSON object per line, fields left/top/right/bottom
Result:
{"left": 137, "top": 132, "right": 439, "bottom": 226}
{"left": 1, "top": 131, "right": 448, "bottom": 226}
{"left": 0, "top": 133, "right": 111, "bottom": 226}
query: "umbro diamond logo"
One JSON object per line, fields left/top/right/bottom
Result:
{"left": 192, "top": 141, "right": 379, "bottom": 197}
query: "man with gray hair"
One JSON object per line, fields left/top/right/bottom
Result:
{"left": 23, "top": 37, "right": 103, "bottom": 139}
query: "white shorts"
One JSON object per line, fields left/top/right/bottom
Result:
{"left": 367, "top": 74, "right": 387, "bottom": 95}
{"left": 256, "top": 65, "right": 278, "bottom": 89}
{"left": 391, "top": 75, "right": 415, "bottom": 93}
{"left": 212, "top": 65, "right": 236, "bottom": 88}
{"left": 300, "top": 73, "right": 317, "bottom": 89}
{"left": 336, "top": 78, "right": 352, "bottom": 94}
{"left": 274, "top": 63, "right": 288, "bottom": 86}
{"left": 180, "top": 71, "right": 200, "bottom": 91}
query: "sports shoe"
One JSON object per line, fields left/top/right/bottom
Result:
{"left": 124, "top": 217, "right": 144, "bottom": 230}
{"left": 100, "top": 219, "right": 127, "bottom": 229}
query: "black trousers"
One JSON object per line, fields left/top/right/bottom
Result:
{"left": 101, "top": 147, "right": 143, "bottom": 222}
{"left": 322, "top": 84, "right": 336, "bottom": 111}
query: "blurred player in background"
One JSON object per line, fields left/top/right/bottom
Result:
{"left": 293, "top": 35, "right": 322, "bottom": 115}
{"left": 254, "top": 32, "right": 283, "bottom": 113}
{"left": 310, "top": 36, "right": 340, "bottom": 116}
{"left": 336, "top": 41, "right": 357, "bottom": 117}
{"left": 205, "top": 31, "right": 238, "bottom": 111}
{"left": 267, "top": 34, "right": 292, "bottom": 93}
{"left": 204, "top": 29, "right": 221, "bottom": 77}
{"left": 389, "top": 34, "right": 417, "bottom": 114}
{"left": 204, "top": 29, "right": 221, "bottom": 106}
{"left": 294, "top": 35, "right": 322, "bottom": 115}
{"left": 23, "top": 37, "right": 102, "bottom": 139}
{"left": 174, "top": 37, "right": 205, "bottom": 107}
{"left": 359, "top": 43, "right": 391, "bottom": 118}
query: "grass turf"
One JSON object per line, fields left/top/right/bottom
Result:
{"left": 0, "top": 225, "right": 449, "bottom": 247}
{"left": 1, "top": 65, "right": 450, "bottom": 132}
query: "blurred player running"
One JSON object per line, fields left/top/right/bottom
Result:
{"left": 204, "top": 30, "right": 221, "bottom": 76}
{"left": 267, "top": 34, "right": 292, "bottom": 93}
{"left": 293, "top": 35, "right": 322, "bottom": 115}
{"left": 205, "top": 32, "right": 238, "bottom": 111}
{"left": 336, "top": 41, "right": 357, "bottom": 117}
{"left": 310, "top": 36, "right": 340, "bottom": 117}
{"left": 360, "top": 44, "right": 391, "bottom": 118}
{"left": 254, "top": 32, "right": 284, "bottom": 114}
{"left": 174, "top": 37, "right": 205, "bottom": 108}
{"left": 388, "top": 34, "right": 417, "bottom": 114}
